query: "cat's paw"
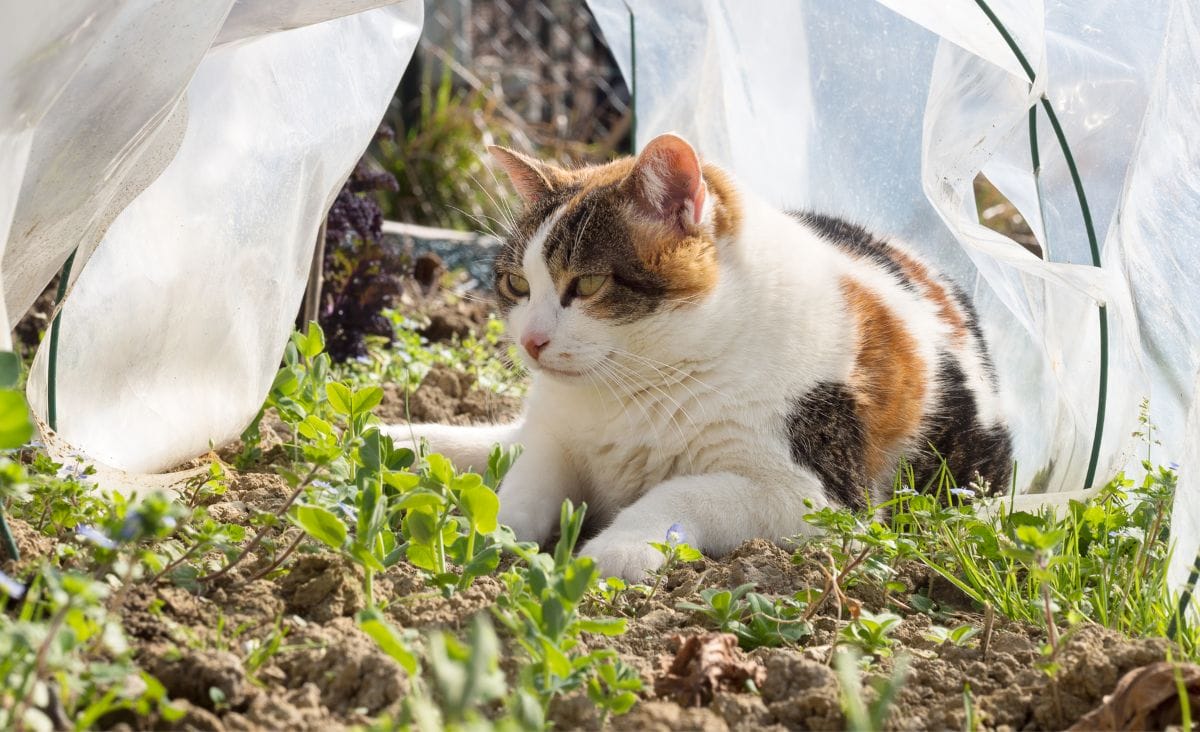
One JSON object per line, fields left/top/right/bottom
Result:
{"left": 579, "top": 533, "right": 664, "bottom": 582}
{"left": 497, "top": 496, "right": 559, "bottom": 548}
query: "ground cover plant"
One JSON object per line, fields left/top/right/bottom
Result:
{"left": 1, "top": 286, "right": 1197, "bottom": 730}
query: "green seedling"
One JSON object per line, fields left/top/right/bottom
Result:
{"left": 493, "top": 500, "right": 640, "bottom": 719}
{"left": 839, "top": 609, "right": 903, "bottom": 659}
{"left": 925, "top": 624, "right": 980, "bottom": 647}
{"left": 678, "top": 583, "right": 812, "bottom": 649}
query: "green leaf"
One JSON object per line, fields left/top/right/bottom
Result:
{"left": 352, "top": 386, "right": 384, "bottom": 415}
{"left": 326, "top": 382, "right": 353, "bottom": 415}
{"left": 384, "top": 472, "right": 421, "bottom": 491}
{"left": 394, "top": 489, "right": 445, "bottom": 511}
{"left": 459, "top": 483, "right": 500, "bottom": 535}
{"left": 406, "top": 543, "right": 439, "bottom": 572}
{"left": 0, "top": 390, "right": 34, "bottom": 449}
{"left": 0, "top": 352, "right": 19, "bottom": 389}
{"left": 541, "top": 637, "right": 572, "bottom": 678}
{"left": 360, "top": 430, "right": 382, "bottom": 473}
{"left": 577, "top": 617, "right": 627, "bottom": 636}
{"left": 294, "top": 505, "right": 347, "bottom": 550}
{"left": 270, "top": 366, "right": 300, "bottom": 397}
{"left": 561, "top": 557, "right": 598, "bottom": 603}
{"left": 348, "top": 540, "right": 386, "bottom": 572}
{"left": 675, "top": 545, "right": 703, "bottom": 562}
{"left": 403, "top": 507, "right": 439, "bottom": 544}
{"left": 299, "top": 324, "right": 325, "bottom": 359}
{"left": 296, "top": 415, "right": 332, "bottom": 441}
{"left": 426, "top": 453, "right": 453, "bottom": 485}
{"left": 463, "top": 546, "right": 500, "bottom": 578}
{"left": 357, "top": 608, "right": 418, "bottom": 674}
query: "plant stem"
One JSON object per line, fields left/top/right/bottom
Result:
{"left": 200, "top": 464, "right": 321, "bottom": 583}
{"left": 12, "top": 603, "right": 70, "bottom": 731}
{"left": 239, "top": 530, "right": 306, "bottom": 586}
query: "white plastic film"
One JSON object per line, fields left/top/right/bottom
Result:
{"left": 5, "top": 2, "right": 422, "bottom": 473}
{"left": 588, "top": 0, "right": 1200, "bottom": 584}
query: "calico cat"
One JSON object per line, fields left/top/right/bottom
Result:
{"left": 391, "top": 133, "right": 1013, "bottom": 581}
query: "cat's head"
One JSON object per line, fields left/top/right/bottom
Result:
{"left": 488, "top": 133, "right": 741, "bottom": 381}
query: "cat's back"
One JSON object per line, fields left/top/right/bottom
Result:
{"left": 782, "top": 210, "right": 1013, "bottom": 504}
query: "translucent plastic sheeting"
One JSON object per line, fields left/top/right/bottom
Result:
{"left": 588, "top": 1, "right": 1200, "bottom": 585}
{"left": 6, "top": 2, "right": 422, "bottom": 473}
{"left": 1, "top": 2, "right": 236, "bottom": 349}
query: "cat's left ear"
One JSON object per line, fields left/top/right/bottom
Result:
{"left": 623, "top": 133, "right": 708, "bottom": 232}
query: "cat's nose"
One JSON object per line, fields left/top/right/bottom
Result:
{"left": 521, "top": 331, "right": 550, "bottom": 360}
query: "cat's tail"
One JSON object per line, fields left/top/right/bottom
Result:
{"left": 380, "top": 421, "right": 523, "bottom": 475}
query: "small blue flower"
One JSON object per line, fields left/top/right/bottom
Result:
{"left": 949, "top": 487, "right": 977, "bottom": 499}
{"left": 666, "top": 522, "right": 686, "bottom": 546}
{"left": 75, "top": 525, "right": 117, "bottom": 550}
{"left": 0, "top": 569, "right": 25, "bottom": 600}
{"left": 1170, "top": 462, "right": 1180, "bottom": 471}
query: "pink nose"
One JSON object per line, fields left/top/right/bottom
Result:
{"left": 521, "top": 331, "right": 550, "bottom": 360}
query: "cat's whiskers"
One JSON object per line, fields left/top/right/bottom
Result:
{"left": 607, "top": 350, "right": 709, "bottom": 424}
{"left": 607, "top": 346, "right": 727, "bottom": 402}
{"left": 446, "top": 204, "right": 508, "bottom": 241}
{"left": 597, "top": 357, "right": 698, "bottom": 471}
{"left": 477, "top": 160, "right": 520, "bottom": 233}
{"left": 587, "top": 358, "right": 674, "bottom": 454}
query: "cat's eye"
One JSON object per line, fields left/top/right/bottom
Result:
{"left": 574, "top": 274, "right": 608, "bottom": 299}
{"left": 504, "top": 273, "right": 530, "bottom": 297}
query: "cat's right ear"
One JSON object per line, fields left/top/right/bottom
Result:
{"left": 488, "top": 146, "right": 560, "bottom": 204}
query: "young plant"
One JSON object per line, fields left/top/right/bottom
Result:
{"left": 641, "top": 522, "right": 703, "bottom": 605}
{"left": 677, "top": 583, "right": 813, "bottom": 649}
{"left": 838, "top": 609, "right": 903, "bottom": 659}
{"left": 492, "top": 501, "right": 640, "bottom": 719}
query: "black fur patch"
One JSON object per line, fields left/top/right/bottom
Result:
{"left": 908, "top": 354, "right": 1013, "bottom": 497}
{"left": 789, "top": 211, "right": 913, "bottom": 289}
{"left": 947, "top": 283, "right": 999, "bottom": 388}
{"left": 787, "top": 383, "right": 871, "bottom": 510}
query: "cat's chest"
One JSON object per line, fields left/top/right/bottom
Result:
{"left": 553, "top": 377, "right": 740, "bottom": 516}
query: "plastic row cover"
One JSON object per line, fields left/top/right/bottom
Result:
{"left": 0, "top": 2, "right": 422, "bottom": 473}
{"left": 587, "top": 0, "right": 1200, "bottom": 587}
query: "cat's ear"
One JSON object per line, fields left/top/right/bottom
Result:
{"left": 488, "top": 145, "right": 562, "bottom": 204}
{"left": 623, "top": 133, "right": 707, "bottom": 232}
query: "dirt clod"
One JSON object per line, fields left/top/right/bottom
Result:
{"left": 275, "top": 616, "right": 408, "bottom": 713}
{"left": 278, "top": 554, "right": 365, "bottom": 622}
{"left": 142, "top": 646, "right": 247, "bottom": 710}
{"left": 1069, "top": 661, "right": 1200, "bottom": 731}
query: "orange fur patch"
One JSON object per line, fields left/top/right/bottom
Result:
{"left": 891, "top": 249, "right": 968, "bottom": 344}
{"left": 840, "top": 276, "right": 927, "bottom": 479}
{"left": 549, "top": 158, "right": 742, "bottom": 304}
{"left": 701, "top": 163, "right": 742, "bottom": 241}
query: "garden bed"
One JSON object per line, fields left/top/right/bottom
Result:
{"left": 0, "top": 283, "right": 1187, "bottom": 731}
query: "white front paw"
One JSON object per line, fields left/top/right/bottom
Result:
{"left": 497, "top": 494, "right": 559, "bottom": 548}
{"left": 579, "top": 533, "right": 665, "bottom": 582}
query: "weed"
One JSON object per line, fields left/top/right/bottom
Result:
{"left": 678, "top": 583, "right": 813, "bottom": 650}
{"left": 839, "top": 609, "right": 903, "bottom": 659}
{"left": 493, "top": 500, "right": 640, "bottom": 720}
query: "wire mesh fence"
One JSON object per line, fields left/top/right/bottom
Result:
{"left": 419, "top": 0, "right": 632, "bottom": 159}
{"left": 365, "top": 0, "right": 631, "bottom": 232}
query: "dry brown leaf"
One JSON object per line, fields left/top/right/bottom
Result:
{"left": 655, "top": 632, "right": 767, "bottom": 707}
{"left": 1069, "top": 661, "right": 1200, "bottom": 730}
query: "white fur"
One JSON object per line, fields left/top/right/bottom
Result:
{"left": 389, "top": 185, "right": 1005, "bottom": 580}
